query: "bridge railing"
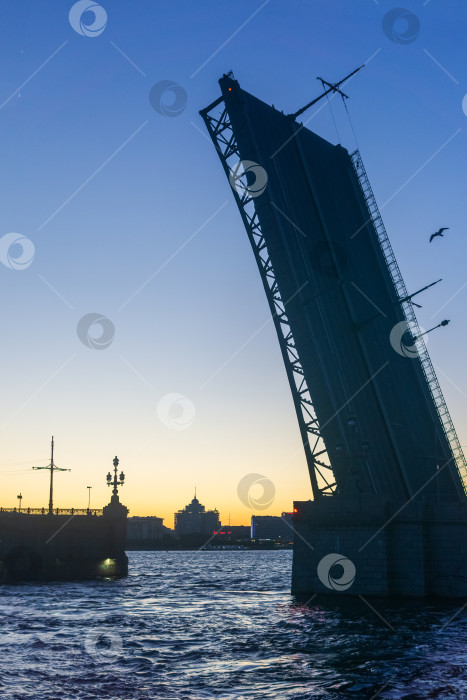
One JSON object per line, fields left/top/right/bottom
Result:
{"left": 0, "top": 507, "right": 103, "bottom": 515}
{"left": 351, "top": 149, "right": 467, "bottom": 496}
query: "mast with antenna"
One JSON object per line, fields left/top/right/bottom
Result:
{"left": 398, "top": 278, "right": 442, "bottom": 308}
{"left": 32, "top": 436, "right": 71, "bottom": 515}
{"left": 289, "top": 65, "right": 365, "bottom": 121}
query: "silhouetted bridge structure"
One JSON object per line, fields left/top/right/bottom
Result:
{"left": 0, "top": 508, "right": 103, "bottom": 516}
{"left": 201, "top": 73, "right": 467, "bottom": 597}
{"left": 0, "top": 456, "right": 128, "bottom": 582}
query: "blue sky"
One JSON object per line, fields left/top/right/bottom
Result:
{"left": 0, "top": 0, "right": 466, "bottom": 524}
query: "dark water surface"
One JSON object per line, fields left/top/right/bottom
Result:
{"left": 1, "top": 550, "right": 467, "bottom": 699}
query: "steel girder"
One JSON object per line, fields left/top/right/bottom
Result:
{"left": 200, "top": 101, "right": 336, "bottom": 499}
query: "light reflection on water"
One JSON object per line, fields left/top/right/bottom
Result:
{"left": 0, "top": 550, "right": 466, "bottom": 698}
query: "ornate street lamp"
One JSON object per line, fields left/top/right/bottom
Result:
{"left": 107, "top": 456, "right": 125, "bottom": 497}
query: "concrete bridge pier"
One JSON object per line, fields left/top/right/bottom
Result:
{"left": 292, "top": 495, "right": 467, "bottom": 598}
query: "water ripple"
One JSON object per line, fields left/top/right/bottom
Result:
{"left": 0, "top": 551, "right": 466, "bottom": 698}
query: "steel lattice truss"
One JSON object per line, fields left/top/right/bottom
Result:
{"left": 201, "top": 101, "right": 336, "bottom": 498}
{"left": 352, "top": 150, "right": 467, "bottom": 495}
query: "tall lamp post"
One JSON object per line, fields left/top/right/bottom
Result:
{"left": 17, "top": 493, "right": 22, "bottom": 513}
{"left": 87, "top": 486, "right": 92, "bottom": 511}
{"left": 107, "top": 456, "right": 125, "bottom": 498}
{"left": 103, "top": 456, "right": 128, "bottom": 518}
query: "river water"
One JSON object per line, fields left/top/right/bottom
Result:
{"left": 0, "top": 550, "right": 466, "bottom": 698}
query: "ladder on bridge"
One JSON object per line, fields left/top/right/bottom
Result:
{"left": 351, "top": 150, "right": 467, "bottom": 495}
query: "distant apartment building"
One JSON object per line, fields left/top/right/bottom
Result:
{"left": 174, "top": 492, "right": 220, "bottom": 536}
{"left": 250, "top": 513, "right": 294, "bottom": 542}
{"left": 126, "top": 516, "right": 173, "bottom": 547}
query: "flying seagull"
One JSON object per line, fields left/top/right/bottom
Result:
{"left": 429, "top": 227, "right": 449, "bottom": 242}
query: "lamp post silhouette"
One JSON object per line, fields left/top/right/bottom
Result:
{"left": 17, "top": 493, "right": 22, "bottom": 513}
{"left": 87, "top": 486, "right": 92, "bottom": 510}
{"left": 403, "top": 319, "right": 450, "bottom": 349}
{"left": 107, "top": 457, "right": 125, "bottom": 498}
{"left": 103, "top": 456, "right": 128, "bottom": 518}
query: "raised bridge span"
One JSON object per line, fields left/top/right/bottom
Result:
{"left": 201, "top": 74, "right": 467, "bottom": 597}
